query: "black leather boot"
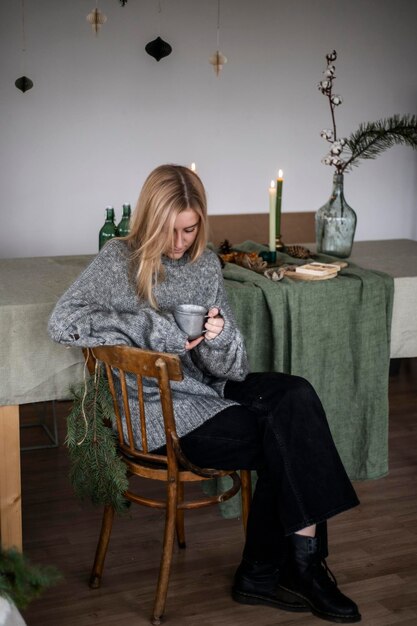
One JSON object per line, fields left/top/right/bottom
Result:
{"left": 276, "top": 534, "right": 361, "bottom": 623}
{"left": 232, "top": 558, "right": 308, "bottom": 612}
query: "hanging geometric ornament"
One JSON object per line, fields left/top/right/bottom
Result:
{"left": 145, "top": 36, "right": 172, "bottom": 61}
{"left": 209, "top": 0, "right": 227, "bottom": 76}
{"left": 209, "top": 51, "right": 227, "bottom": 76}
{"left": 86, "top": 7, "right": 107, "bottom": 35}
{"left": 15, "top": 76, "right": 33, "bottom": 93}
{"left": 119, "top": 0, "right": 128, "bottom": 6}
{"left": 145, "top": 3, "right": 172, "bottom": 62}
{"left": 15, "top": 0, "right": 33, "bottom": 93}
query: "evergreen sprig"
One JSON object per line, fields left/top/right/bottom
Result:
{"left": 66, "top": 370, "right": 130, "bottom": 514}
{"left": 318, "top": 51, "right": 417, "bottom": 173}
{"left": 344, "top": 115, "right": 417, "bottom": 171}
{"left": 0, "top": 548, "right": 61, "bottom": 610}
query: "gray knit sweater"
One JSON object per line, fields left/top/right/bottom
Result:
{"left": 48, "top": 240, "right": 249, "bottom": 450}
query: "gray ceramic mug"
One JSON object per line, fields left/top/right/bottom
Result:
{"left": 173, "top": 304, "right": 208, "bottom": 340}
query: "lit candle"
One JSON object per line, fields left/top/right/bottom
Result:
{"left": 269, "top": 180, "right": 276, "bottom": 251}
{"left": 190, "top": 162, "right": 196, "bottom": 172}
{"left": 275, "top": 169, "right": 283, "bottom": 239}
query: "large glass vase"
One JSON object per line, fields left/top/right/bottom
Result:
{"left": 315, "top": 173, "right": 357, "bottom": 258}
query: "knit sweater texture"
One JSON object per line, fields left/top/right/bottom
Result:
{"left": 48, "top": 240, "right": 249, "bottom": 450}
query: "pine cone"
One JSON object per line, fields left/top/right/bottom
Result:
{"left": 219, "top": 239, "right": 233, "bottom": 254}
{"left": 285, "top": 245, "right": 311, "bottom": 259}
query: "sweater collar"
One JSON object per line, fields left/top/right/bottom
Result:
{"left": 161, "top": 253, "right": 190, "bottom": 268}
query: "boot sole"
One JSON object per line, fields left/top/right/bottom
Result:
{"left": 232, "top": 587, "right": 309, "bottom": 612}
{"left": 276, "top": 585, "right": 361, "bottom": 623}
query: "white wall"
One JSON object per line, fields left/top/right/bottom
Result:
{"left": 1, "top": 0, "right": 416, "bottom": 258}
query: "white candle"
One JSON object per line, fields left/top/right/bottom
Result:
{"left": 269, "top": 180, "right": 276, "bottom": 251}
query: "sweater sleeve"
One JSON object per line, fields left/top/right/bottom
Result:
{"left": 47, "top": 242, "right": 188, "bottom": 354}
{"left": 192, "top": 254, "right": 250, "bottom": 381}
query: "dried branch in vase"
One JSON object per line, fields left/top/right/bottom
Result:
{"left": 318, "top": 50, "right": 417, "bottom": 174}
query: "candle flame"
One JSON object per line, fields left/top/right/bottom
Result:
{"left": 278, "top": 169, "right": 283, "bottom": 180}
{"left": 190, "top": 162, "right": 196, "bottom": 172}
{"left": 270, "top": 180, "right": 275, "bottom": 189}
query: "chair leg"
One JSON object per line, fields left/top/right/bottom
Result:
{"left": 240, "top": 470, "right": 252, "bottom": 535}
{"left": 151, "top": 482, "right": 178, "bottom": 626}
{"left": 89, "top": 505, "right": 115, "bottom": 589}
{"left": 175, "top": 482, "right": 186, "bottom": 548}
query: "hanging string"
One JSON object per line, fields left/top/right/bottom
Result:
{"left": 20, "top": 0, "right": 26, "bottom": 73}
{"left": 157, "top": 0, "right": 162, "bottom": 33}
{"left": 20, "top": 0, "right": 26, "bottom": 54}
{"left": 77, "top": 349, "right": 91, "bottom": 445}
{"left": 216, "top": 0, "right": 221, "bottom": 49}
{"left": 92, "top": 359, "right": 101, "bottom": 445}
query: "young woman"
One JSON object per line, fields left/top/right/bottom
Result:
{"left": 48, "top": 164, "right": 361, "bottom": 623}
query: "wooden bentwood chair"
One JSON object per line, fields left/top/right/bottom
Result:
{"left": 85, "top": 345, "right": 252, "bottom": 625}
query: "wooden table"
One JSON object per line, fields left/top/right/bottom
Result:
{"left": 0, "top": 240, "right": 415, "bottom": 550}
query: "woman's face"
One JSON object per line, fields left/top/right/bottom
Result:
{"left": 165, "top": 207, "right": 200, "bottom": 259}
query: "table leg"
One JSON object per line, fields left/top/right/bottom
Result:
{"left": 0, "top": 405, "right": 22, "bottom": 551}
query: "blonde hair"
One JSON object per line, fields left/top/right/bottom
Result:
{"left": 125, "top": 164, "right": 208, "bottom": 308}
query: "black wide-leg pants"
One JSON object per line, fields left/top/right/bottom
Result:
{"left": 178, "top": 372, "right": 359, "bottom": 565}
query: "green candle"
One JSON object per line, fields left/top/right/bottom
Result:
{"left": 275, "top": 169, "right": 283, "bottom": 238}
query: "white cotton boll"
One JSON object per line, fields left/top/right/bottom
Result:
{"left": 331, "top": 95, "right": 343, "bottom": 105}
{"left": 320, "top": 129, "right": 333, "bottom": 140}
{"left": 330, "top": 140, "right": 344, "bottom": 155}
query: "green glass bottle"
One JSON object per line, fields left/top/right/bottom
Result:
{"left": 98, "top": 206, "right": 118, "bottom": 250}
{"left": 117, "top": 203, "right": 131, "bottom": 237}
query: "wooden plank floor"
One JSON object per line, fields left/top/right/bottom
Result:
{"left": 20, "top": 359, "right": 417, "bottom": 626}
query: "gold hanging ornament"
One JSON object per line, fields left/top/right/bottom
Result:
{"left": 209, "top": 51, "right": 227, "bottom": 76}
{"left": 209, "top": 0, "right": 227, "bottom": 76}
{"left": 86, "top": 7, "right": 107, "bottom": 35}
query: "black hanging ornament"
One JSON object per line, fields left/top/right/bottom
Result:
{"left": 145, "top": 36, "right": 172, "bottom": 61}
{"left": 119, "top": 0, "right": 128, "bottom": 6}
{"left": 15, "top": 0, "right": 34, "bottom": 93}
{"left": 15, "top": 76, "right": 33, "bottom": 93}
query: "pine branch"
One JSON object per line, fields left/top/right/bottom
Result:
{"left": 66, "top": 374, "right": 130, "bottom": 514}
{"left": 343, "top": 115, "right": 417, "bottom": 171}
{"left": 0, "top": 549, "right": 61, "bottom": 610}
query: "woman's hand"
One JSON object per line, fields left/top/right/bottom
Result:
{"left": 204, "top": 307, "right": 224, "bottom": 341}
{"left": 185, "top": 336, "right": 204, "bottom": 350}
